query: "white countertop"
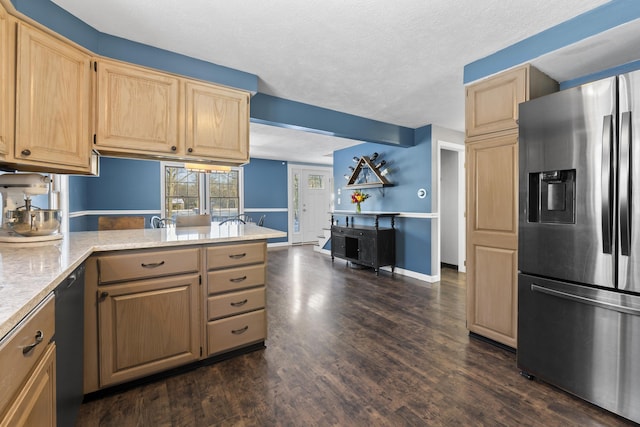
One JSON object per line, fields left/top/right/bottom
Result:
{"left": 0, "top": 224, "right": 286, "bottom": 339}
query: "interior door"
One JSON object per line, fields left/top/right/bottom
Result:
{"left": 290, "top": 167, "right": 332, "bottom": 244}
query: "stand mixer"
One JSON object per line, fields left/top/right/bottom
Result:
{"left": 0, "top": 173, "right": 62, "bottom": 243}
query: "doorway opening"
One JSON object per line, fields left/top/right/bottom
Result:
{"left": 433, "top": 141, "right": 465, "bottom": 279}
{"left": 288, "top": 165, "right": 333, "bottom": 245}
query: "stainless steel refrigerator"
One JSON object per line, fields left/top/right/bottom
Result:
{"left": 518, "top": 71, "right": 640, "bottom": 424}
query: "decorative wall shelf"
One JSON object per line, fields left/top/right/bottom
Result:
{"left": 345, "top": 155, "right": 393, "bottom": 189}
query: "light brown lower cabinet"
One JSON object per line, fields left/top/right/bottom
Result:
{"left": 205, "top": 242, "right": 267, "bottom": 356}
{"left": 0, "top": 294, "right": 56, "bottom": 427}
{"left": 466, "top": 133, "right": 519, "bottom": 348}
{"left": 84, "top": 241, "right": 268, "bottom": 394}
{"left": 1, "top": 344, "right": 56, "bottom": 427}
{"left": 97, "top": 274, "right": 201, "bottom": 388}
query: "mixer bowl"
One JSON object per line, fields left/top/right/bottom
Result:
{"left": 6, "top": 209, "right": 61, "bottom": 236}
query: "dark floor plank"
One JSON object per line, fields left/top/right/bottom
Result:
{"left": 76, "top": 245, "right": 635, "bottom": 427}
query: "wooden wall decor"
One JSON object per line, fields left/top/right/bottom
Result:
{"left": 345, "top": 154, "right": 393, "bottom": 188}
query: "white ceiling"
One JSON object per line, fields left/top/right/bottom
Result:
{"left": 51, "top": 0, "right": 623, "bottom": 164}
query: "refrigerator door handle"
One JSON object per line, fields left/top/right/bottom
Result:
{"left": 602, "top": 114, "right": 613, "bottom": 254}
{"left": 531, "top": 284, "right": 640, "bottom": 316}
{"left": 620, "top": 111, "right": 632, "bottom": 256}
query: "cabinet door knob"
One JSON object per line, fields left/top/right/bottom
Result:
{"left": 171, "top": 146, "right": 177, "bottom": 151}
{"left": 22, "top": 330, "right": 44, "bottom": 354}
{"left": 21, "top": 149, "right": 31, "bottom": 156}
{"left": 99, "top": 291, "right": 109, "bottom": 300}
{"left": 187, "top": 147, "right": 193, "bottom": 153}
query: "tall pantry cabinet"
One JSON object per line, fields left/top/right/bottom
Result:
{"left": 465, "top": 64, "right": 557, "bottom": 348}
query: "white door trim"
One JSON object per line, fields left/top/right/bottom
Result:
{"left": 433, "top": 140, "right": 466, "bottom": 278}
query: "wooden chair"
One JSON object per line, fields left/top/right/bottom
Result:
{"left": 175, "top": 214, "right": 211, "bottom": 227}
{"left": 98, "top": 216, "right": 145, "bottom": 230}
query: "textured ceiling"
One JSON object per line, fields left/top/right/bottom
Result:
{"left": 52, "top": 0, "right": 614, "bottom": 163}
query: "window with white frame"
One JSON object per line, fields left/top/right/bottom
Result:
{"left": 161, "top": 162, "right": 243, "bottom": 220}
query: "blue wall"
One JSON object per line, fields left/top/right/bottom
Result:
{"left": 332, "top": 125, "right": 433, "bottom": 275}
{"left": 85, "top": 158, "right": 160, "bottom": 210}
{"left": 333, "top": 128, "right": 431, "bottom": 212}
{"left": 69, "top": 157, "right": 160, "bottom": 231}
{"left": 243, "top": 158, "right": 289, "bottom": 244}
{"left": 69, "top": 157, "right": 290, "bottom": 243}
{"left": 251, "top": 94, "right": 414, "bottom": 147}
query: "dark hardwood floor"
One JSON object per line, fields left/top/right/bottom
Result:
{"left": 76, "top": 245, "right": 633, "bottom": 426}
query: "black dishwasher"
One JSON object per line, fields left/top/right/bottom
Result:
{"left": 55, "top": 263, "right": 85, "bottom": 427}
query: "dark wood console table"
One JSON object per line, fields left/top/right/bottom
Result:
{"left": 330, "top": 213, "right": 398, "bottom": 275}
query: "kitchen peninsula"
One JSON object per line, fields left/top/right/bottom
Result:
{"left": 0, "top": 223, "right": 285, "bottom": 425}
{"left": 0, "top": 224, "right": 285, "bottom": 340}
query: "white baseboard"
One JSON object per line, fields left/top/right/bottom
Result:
{"left": 380, "top": 266, "right": 440, "bottom": 283}
{"left": 314, "top": 246, "right": 331, "bottom": 256}
{"left": 267, "top": 242, "right": 290, "bottom": 248}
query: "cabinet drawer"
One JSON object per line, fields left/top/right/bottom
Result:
{"left": 208, "top": 287, "right": 265, "bottom": 320}
{"left": 207, "top": 242, "right": 265, "bottom": 269}
{"left": 207, "top": 309, "right": 266, "bottom": 356}
{"left": 0, "top": 294, "right": 54, "bottom": 416}
{"left": 97, "top": 248, "right": 199, "bottom": 284}
{"left": 207, "top": 264, "right": 265, "bottom": 294}
{"left": 332, "top": 227, "right": 379, "bottom": 238}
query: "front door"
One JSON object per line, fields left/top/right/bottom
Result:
{"left": 290, "top": 167, "right": 332, "bottom": 244}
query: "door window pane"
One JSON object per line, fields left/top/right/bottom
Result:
{"left": 308, "top": 174, "right": 324, "bottom": 189}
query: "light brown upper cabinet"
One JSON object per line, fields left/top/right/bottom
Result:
{"left": 185, "top": 80, "right": 249, "bottom": 163}
{"left": 465, "top": 65, "right": 558, "bottom": 138}
{"left": 94, "top": 59, "right": 181, "bottom": 156}
{"left": 1, "top": 4, "right": 251, "bottom": 171}
{"left": 0, "top": 3, "right": 11, "bottom": 161}
{"left": 95, "top": 58, "right": 250, "bottom": 165}
{"left": 14, "top": 22, "right": 92, "bottom": 173}
{"left": 465, "top": 64, "right": 558, "bottom": 349}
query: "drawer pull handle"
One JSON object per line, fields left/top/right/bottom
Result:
{"left": 230, "top": 276, "right": 247, "bottom": 283}
{"left": 22, "top": 330, "right": 44, "bottom": 355}
{"left": 141, "top": 261, "right": 165, "bottom": 268}
{"left": 228, "top": 253, "right": 247, "bottom": 259}
{"left": 231, "top": 325, "right": 249, "bottom": 335}
{"left": 230, "top": 299, "right": 248, "bottom": 307}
